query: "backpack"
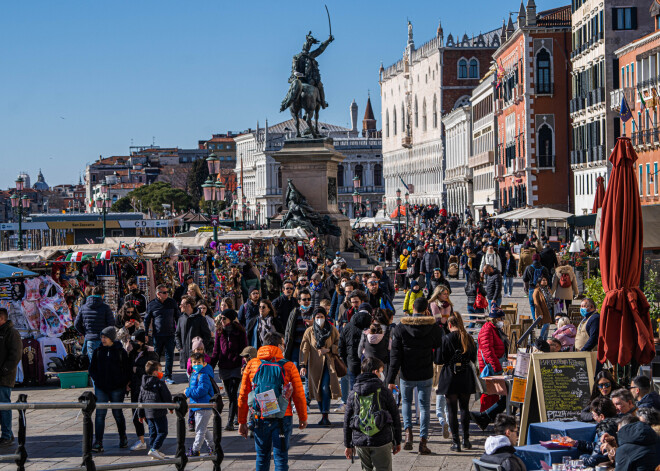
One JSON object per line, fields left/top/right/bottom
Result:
{"left": 531, "top": 266, "right": 544, "bottom": 287}
{"left": 350, "top": 388, "right": 391, "bottom": 437}
{"left": 559, "top": 272, "right": 571, "bottom": 288}
{"left": 248, "top": 359, "right": 291, "bottom": 419}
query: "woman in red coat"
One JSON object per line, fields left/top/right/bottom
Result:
{"left": 477, "top": 306, "right": 506, "bottom": 411}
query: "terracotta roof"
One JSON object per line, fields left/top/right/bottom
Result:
{"left": 110, "top": 183, "right": 144, "bottom": 190}
{"left": 206, "top": 136, "right": 236, "bottom": 143}
{"left": 536, "top": 6, "right": 571, "bottom": 26}
{"left": 97, "top": 156, "right": 129, "bottom": 165}
{"left": 363, "top": 97, "right": 375, "bottom": 121}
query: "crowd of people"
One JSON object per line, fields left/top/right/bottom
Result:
{"left": 0, "top": 205, "right": 658, "bottom": 470}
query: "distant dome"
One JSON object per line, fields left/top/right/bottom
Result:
{"left": 33, "top": 169, "right": 49, "bottom": 191}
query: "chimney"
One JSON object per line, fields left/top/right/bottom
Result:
{"left": 526, "top": 0, "right": 537, "bottom": 26}
{"left": 350, "top": 99, "right": 358, "bottom": 133}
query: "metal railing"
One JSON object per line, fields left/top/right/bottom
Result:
{"left": 0, "top": 391, "right": 224, "bottom": 471}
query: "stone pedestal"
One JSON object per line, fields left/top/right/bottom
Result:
{"left": 272, "top": 138, "right": 351, "bottom": 251}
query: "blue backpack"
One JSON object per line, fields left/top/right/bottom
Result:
{"left": 531, "top": 266, "right": 544, "bottom": 287}
{"left": 248, "top": 359, "right": 290, "bottom": 419}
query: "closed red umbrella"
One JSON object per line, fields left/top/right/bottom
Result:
{"left": 598, "top": 137, "right": 654, "bottom": 366}
{"left": 592, "top": 176, "right": 605, "bottom": 214}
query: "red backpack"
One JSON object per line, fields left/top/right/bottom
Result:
{"left": 559, "top": 272, "right": 571, "bottom": 288}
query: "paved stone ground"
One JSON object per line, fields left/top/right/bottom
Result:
{"left": 0, "top": 276, "right": 535, "bottom": 471}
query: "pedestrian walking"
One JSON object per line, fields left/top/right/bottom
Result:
{"left": 144, "top": 284, "right": 180, "bottom": 384}
{"left": 184, "top": 352, "right": 216, "bottom": 456}
{"left": 476, "top": 307, "right": 506, "bottom": 414}
{"left": 74, "top": 285, "right": 115, "bottom": 362}
{"left": 175, "top": 295, "right": 212, "bottom": 371}
{"left": 0, "top": 308, "right": 22, "bottom": 448}
{"left": 247, "top": 299, "right": 284, "bottom": 349}
{"left": 138, "top": 360, "right": 173, "bottom": 460}
{"left": 502, "top": 251, "right": 516, "bottom": 297}
{"left": 127, "top": 329, "right": 158, "bottom": 451}
{"left": 532, "top": 276, "right": 554, "bottom": 340}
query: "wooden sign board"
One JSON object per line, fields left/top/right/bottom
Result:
{"left": 517, "top": 352, "right": 595, "bottom": 446}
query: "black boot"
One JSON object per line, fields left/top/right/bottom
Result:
{"left": 450, "top": 435, "right": 461, "bottom": 452}
{"left": 462, "top": 437, "right": 472, "bottom": 450}
{"left": 470, "top": 411, "right": 490, "bottom": 432}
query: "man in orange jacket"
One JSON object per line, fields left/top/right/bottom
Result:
{"left": 238, "top": 332, "right": 307, "bottom": 471}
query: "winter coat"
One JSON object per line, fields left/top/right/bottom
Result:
{"left": 428, "top": 276, "right": 452, "bottom": 296}
{"left": 477, "top": 321, "right": 505, "bottom": 373}
{"left": 237, "top": 300, "right": 260, "bottom": 327}
{"left": 185, "top": 364, "right": 215, "bottom": 412}
{"left": 343, "top": 373, "right": 402, "bottom": 448}
{"left": 522, "top": 262, "right": 551, "bottom": 292}
{"left": 552, "top": 324, "right": 577, "bottom": 350}
{"left": 329, "top": 290, "right": 345, "bottom": 321}
{"left": 138, "top": 375, "right": 173, "bottom": 419}
{"left": 532, "top": 288, "right": 554, "bottom": 325}
{"left": 89, "top": 341, "right": 131, "bottom": 392}
{"left": 574, "top": 417, "right": 618, "bottom": 467}
{"left": 552, "top": 265, "right": 579, "bottom": 300}
{"left": 238, "top": 345, "right": 307, "bottom": 424}
{"left": 187, "top": 354, "right": 211, "bottom": 376}
{"left": 358, "top": 329, "right": 390, "bottom": 367}
{"left": 339, "top": 312, "right": 373, "bottom": 376}
{"left": 517, "top": 247, "right": 535, "bottom": 276}
{"left": 300, "top": 324, "right": 341, "bottom": 402}
{"left": 479, "top": 436, "right": 527, "bottom": 471}
{"left": 386, "top": 315, "right": 444, "bottom": 384}
{"left": 283, "top": 307, "right": 312, "bottom": 361}
{"left": 484, "top": 268, "right": 503, "bottom": 301}
{"left": 272, "top": 294, "right": 298, "bottom": 320}
{"left": 128, "top": 346, "right": 159, "bottom": 401}
{"left": 421, "top": 252, "right": 441, "bottom": 273}
{"left": 309, "top": 282, "right": 331, "bottom": 310}
{"left": 465, "top": 277, "right": 487, "bottom": 305}
{"left": 144, "top": 297, "right": 180, "bottom": 338}
{"left": 435, "top": 331, "right": 477, "bottom": 395}
{"left": 479, "top": 251, "right": 502, "bottom": 272}
{"left": 74, "top": 296, "right": 115, "bottom": 341}
{"left": 503, "top": 257, "right": 517, "bottom": 277}
{"left": 210, "top": 324, "right": 248, "bottom": 371}
{"left": 637, "top": 390, "right": 660, "bottom": 410}
{"left": 175, "top": 310, "right": 213, "bottom": 369}
{"left": 123, "top": 290, "right": 148, "bottom": 317}
{"left": 539, "top": 246, "right": 558, "bottom": 275}
{"left": 323, "top": 275, "right": 340, "bottom": 296}
{"left": 407, "top": 255, "right": 421, "bottom": 278}
{"left": 0, "top": 320, "right": 22, "bottom": 388}
{"left": 246, "top": 314, "right": 284, "bottom": 349}
{"left": 367, "top": 289, "right": 395, "bottom": 314}
{"left": 614, "top": 421, "right": 660, "bottom": 471}
{"left": 403, "top": 289, "right": 424, "bottom": 314}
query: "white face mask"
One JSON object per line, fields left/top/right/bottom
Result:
{"left": 341, "top": 281, "right": 346, "bottom": 288}
{"left": 378, "top": 372, "right": 385, "bottom": 382}
{"left": 497, "top": 321, "right": 504, "bottom": 329}
{"left": 315, "top": 318, "right": 325, "bottom": 328}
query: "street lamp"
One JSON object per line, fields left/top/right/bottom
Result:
{"left": 255, "top": 201, "right": 261, "bottom": 227}
{"left": 10, "top": 177, "right": 28, "bottom": 251}
{"left": 366, "top": 200, "right": 371, "bottom": 217}
{"left": 352, "top": 190, "right": 362, "bottom": 217}
{"left": 405, "top": 191, "right": 410, "bottom": 229}
{"left": 382, "top": 195, "right": 386, "bottom": 212}
{"left": 353, "top": 175, "right": 361, "bottom": 190}
{"left": 95, "top": 191, "right": 111, "bottom": 241}
{"left": 232, "top": 199, "right": 238, "bottom": 229}
{"left": 203, "top": 153, "right": 225, "bottom": 244}
{"left": 396, "top": 189, "right": 402, "bottom": 233}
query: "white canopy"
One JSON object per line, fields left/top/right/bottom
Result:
{"left": 0, "top": 248, "right": 64, "bottom": 264}
{"left": 214, "top": 228, "right": 309, "bottom": 241}
{"left": 497, "top": 207, "right": 573, "bottom": 221}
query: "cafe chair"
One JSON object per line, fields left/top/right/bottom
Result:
{"left": 472, "top": 459, "right": 504, "bottom": 471}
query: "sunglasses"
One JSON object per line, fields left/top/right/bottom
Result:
{"left": 158, "top": 291, "right": 168, "bottom": 295}
{"left": 284, "top": 287, "right": 294, "bottom": 291}
{"left": 259, "top": 305, "right": 268, "bottom": 310}
{"left": 368, "top": 281, "right": 378, "bottom": 285}
{"left": 597, "top": 382, "right": 611, "bottom": 389}
{"left": 300, "top": 297, "right": 311, "bottom": 302}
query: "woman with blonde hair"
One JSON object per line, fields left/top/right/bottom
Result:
{"left": 436, "top": 313, "right": 477, "bottom": 451}
{"left": 186, "top": 283, "right": 203, "bottom": 304}
{"left": 428, "top": 285, "right": 453, "bottom": 329}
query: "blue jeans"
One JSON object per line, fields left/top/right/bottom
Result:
{"left": 147, "top": 416, "right": 168, "bottom": 450}
{"left": 254, "top": 415, "right": 292, "bottom": 471}
{"left": 317, "top": 366, "right": 331, "bottom": 414}
{"left": 488, "top": 297, "right": 502, "bottom": 313}
{"left": 503, "top": 276, "right": 514, "bottom": 295}
{"left": 94, "top": 387, "right": 126, "bottom": 444}
{"left": 466, "top": 305, "right": 485, "bottom": 329}
{"left": 436, "top": 394, "right": 448, "bottom": 426}
{"left": 400, "top": 378, "right": 433, "bottom": 439}
{"left": 153, "top": 336, "right": 175, "bottom": 379}
{"left": 86, "top": 339, "right": 102, "bottom": 363}
{"left": 425, "top": 272, "right": 433, "bottom": 290}
{"left": 528, "top": 290, "right": 536, "bottom": 320}
{"left": 0, "top": 386, "right": 12, "bottom": 440}
{"left": 539, "top": 323, "right": 550, "bottom": 340}
{"left": 342, "top": 372, "right": 356, "bottom": 404}
{"left": 291, "top": 347, "right": 309, "bottom": 401}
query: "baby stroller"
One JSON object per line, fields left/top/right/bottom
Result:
{"left": 447, "top": 255, "right": 460, "bottom": 279}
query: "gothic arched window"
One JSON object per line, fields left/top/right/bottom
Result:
{"left": 337, "top": 164, "right": 344, "bottom": 187}
{"left": 536, "top": 49, "right": 552, "bottom": 94}
{"left": 469, "top": 58, "right": 479, "bottom": 78}
{"left": 538, "top": 124, "right": 554, "bottom": 167}
{"left": 458, "top": 58, "right": 468, "bottom": 78}
{"left": 433, "top": 94, "right": 438, "bottom": 128}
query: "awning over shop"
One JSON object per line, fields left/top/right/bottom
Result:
{"left": 566, "top": 213, "right": 597, "bottom": 229}
{"left": 0, "top": 263, "right": 38, "bottom": 279}
{"left": 0, "top": 248, "right": 64, "bottom": 264}
{"left": 214, "top": 228, "right": 309, "bottom": 241}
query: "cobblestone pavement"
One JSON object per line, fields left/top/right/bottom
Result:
{"left": 0, "top": 276, "right": 533, "bottom": 471}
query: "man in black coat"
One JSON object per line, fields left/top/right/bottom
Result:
{"left": 386, "top": 297, "right": 443, "bottom": 455}
{"left": 175, "top": 296, "right": 212, "bottom": 371}
{"left": 272, "top": 280, "right": 298, "bottom": 320}
{"left": 483, "top": 264, "right": 503, "bottom": 311}
{"left": 539, "top": 241, "right": 558, "bottom": 275}
{"left": 122, "top": 278, "right": 148, "bottom": 319}
{"left": 343, "top": 357, "right": 401, "bottom": 469}
{"left": 144, "top": 284, "right": 180, "bottom": 384}
{"left": 338, "top": 309, "right": 372, "bottom": 394}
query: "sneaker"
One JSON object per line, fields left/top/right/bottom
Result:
{"left": 119, "top": 435, "right": 129, "bottom": 449}
{"left": 91, "top": 442, "right": 104, "bottom": 453}
{"left": 165, "top": 378, "right": 175, "bottom": 385}
{"left": 130, "top": 440, "right": 147, "bottom": 451}
{"left": 186, "top": 447, "right": 200, "bottom": 457}
{"left": 0, "top": 437, "right": 15, "bottom": 447}
{"left": 442, "top": 423, "right": 449, "bottom": 439}
{"left": 148, "top": 449, "right": 165, "bottom": 460}
{"left": 333, "top": 404, "right": 345, "bottom": 413}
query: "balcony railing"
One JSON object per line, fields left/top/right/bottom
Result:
{"left": 338, "top": 186, "right": 384, "bottom": 194}
{"left": 571, "top": 146, "right": 606, "bottom": 165}
{"left": 469, "top": 150, "right": 495, "bottom": 168}
{"left": 630, "top": 128, "right": 660, "bottom": 150}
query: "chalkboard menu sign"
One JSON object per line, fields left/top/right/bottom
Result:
{"left": 537, "top": 357, "right": 591, "bottom": 421}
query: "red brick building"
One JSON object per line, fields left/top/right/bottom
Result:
{"left": 494, "top": 3, "right": 572, "bottom": 210}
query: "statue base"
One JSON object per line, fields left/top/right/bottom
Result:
{"left": 273, "top": 137, "right": 351, "bottom": 251}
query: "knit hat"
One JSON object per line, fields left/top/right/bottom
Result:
{"left": 532, "top": 253, "right": 541, "bottom": 262}
{"left": 358, "top": 302, "right": 373, "bottom": 314}
{"left": 313, "top": 306, "right": 327, "bottom": 317}
{"left": 410, "top": 280, "right": 419, "bottom": 289}
{"left": 240, "top": 346, "right": 257, "bottom": 359}
{"left": 132, "top": 329, "right": 146, "bottom": 344}
{"left": 221, "top": 309, "right": 237, "bottom": 322}
{"left": 489, "top": 303, "right": 505, "bottom": 318}
{"left": 191, "top": 336, "right": 205, "bottom": 351}
{"left": 101, "top": 326, "right": 116, "bottom": 341}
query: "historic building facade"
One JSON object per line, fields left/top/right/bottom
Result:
{"left": 234, "top": 99, "right": 383, "bottom": 225}
{"left": 571, "top": 0, "right": 654, "bottom": 214}
{"left": 443, "top": 105, "right": 472, "bottom": 215}
{"left": 379, "top": 21, "right": 499, "bottom": 208}
{"left": 494, "top": 3, "right": 572, "bottom": 210}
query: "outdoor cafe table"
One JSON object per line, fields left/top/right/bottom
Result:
{"left": 515, "top": 444, "right": 581, "bottom": 470}
{"left": 527, "top": 421, "right": 597, "bottom": 445}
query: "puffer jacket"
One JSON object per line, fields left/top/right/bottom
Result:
{"left": 478, "top": 321, "right": 505, "bottom": 373}
{"left": 403, "top": 288, "right": 424, "bottom": 314}
{"left": 0, "top": 320, "right": 22, "bottom": 388}
{"left": 138, "top": 375, "right": 173, "bottom": 419}
{"left": 552, "top": 265, "right": 579, "bottom": 300}
{"left": 237, "top": 345, "right": 307, "bottom": 423}
{"left": 484, "top": 268, "right": 503, "bottom": 301}
{"left": 614, "top": 421, "right": 660, "bottom": 471}
{"left": 479, "top": 436, "right": 526, "bottom": 471}
{"left": 343, "top": 373, "right": 402, "bottom": 448}
{"left": 309, "top": 282, "right": 331, "bottom": 310}
{"left": 420, "top": 251, "right": 441, "bottom": 273}
{"left": 464, "top": 276, "right": 486, "bottom": 305}
{"left": 74, "top": 296, "right": 115, "bottom": 341}
{"left": 185, "top": 363, "right": 215, "bottom": 412}
{"left": 552, "top": 324, "right": 577, "bottom": 350}
{"left": 386, "top": 315, "right": 444, "bottom": 384}
{"left": 339, "top": 312, "right": 373, "bottom": 375}
{"left": 89, "top": 341, "right": 131, "bottom": 392}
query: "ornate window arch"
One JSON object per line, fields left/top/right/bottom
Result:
{"left": 433, "top": 94, "right": 438, "bottom": 128}
{"left": 458, "top": 58, "right": 468, "bottom": 79}
{"left": 536, "top": 48, "right": 552, "bottom": 94}
{"left": 385, "top": 110, "right": 390, "bottom": 137}
{"left": 468, "top": 58, "right": 479, "bottom": 78}
{"left": 453, "top": 95, "right": 471, "bottom": 110}
{"left": 422, "top": 99, "right": 427, "bottom": 131}
{"left": 537, "top": 123, "right": 554, "bottom": 168}
{"left": 393, "top": 107, "right": 397, "bottom": 135}
{"left": 414, "top": 96, "right": 419, "bottom": 127}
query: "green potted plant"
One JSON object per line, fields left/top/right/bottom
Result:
{"left": 643, "top": 270, "right": 660, "bottom": 339}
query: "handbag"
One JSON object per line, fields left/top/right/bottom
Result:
{"left": 333, "top": 354, "right": 348, "bottom": 378}
{"left": 470, "top": 360, "right": 486, "bottom": 395}
{"left": 479, "top": 350, "right": 498, "bottom": 378}
{"left": 474, "top": 292, "right": 488, "bottom": 310}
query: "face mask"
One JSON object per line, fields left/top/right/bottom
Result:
{"left": 192, "top": 365, "right": 203, "bottom": 373}
{"left": 580, "top": 307, "right": 589, "bottom": 317}
{"left": 497, "top": 321, "right": 504, "bottom": 329}
{"left": 131, "top": 289, "right": 139, "bottom": 294}
{"left": 155, "top": 371, "right": 164, "bottom": 379}
{"left": 341, "top": 281, "right": 346, "bottom": 288}
{"left": 378, "top": 372, "right": 385, "bottom": 382}
{"left": 315, "top": 318, "right": 325, "bottom": 328}
{"left": 300, "top": 304, "right": 311, "bottom": 311}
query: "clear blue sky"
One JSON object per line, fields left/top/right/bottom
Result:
{"left": 0, "top": 0, "right": 569, "bottom": 190}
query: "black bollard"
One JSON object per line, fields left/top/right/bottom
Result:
{"left": 173, "top": 394, "right": 189, "bottom": 471}
{"left": 15, "top": 394, "right": 28, "bottom": 471}
{"left": 212, "top": 394, "right": 224, "bottom": 471}
{"left": 78, "top": 391, "right": 97, "bottom": 471}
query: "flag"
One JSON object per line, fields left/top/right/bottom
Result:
{"left": 65, "top": 252, "right": 83, "bottom": 262}
{"left": 620, "top": 95, "right": 632, "bottom": 122}
{"left": 96, "top": 250, "right": 112, "bottom": 261}
{"left": 638, "top": 89, "right": 646, "bottom": 110}
{"left": 398, "top": 176, "right": 409, "bottom": 191}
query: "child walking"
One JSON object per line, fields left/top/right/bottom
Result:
{"left": 186, "top": 337, "right": 212, "bottom": 432}
{"left": 185, "top": 352, "right": 215, "bottom": 456}
{"left": 138, "top": 361, "right": 172, "bottom": 460}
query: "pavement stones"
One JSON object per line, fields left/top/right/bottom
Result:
{"left": 0, "top": 276, "right": 535, "bottom": 471}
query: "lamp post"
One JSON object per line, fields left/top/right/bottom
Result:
{"left": 405, "top": 191, "right": 410, "bottom": 229}
{"left": 255, "top": 202, "right": 261, "bottom": 228}
{"left": 396, "top": 188, "right": 402, "bottom": 233}
{"left": 203, "top": 153, "right": 225, "bottom": 244}
{"left": 10, "top": 176, "right": 29, "bottom": 251}
{"left": 382, "top": 195, "right": 387, "bottom": 213}
{"left": 95, "top": 181, "right": 111, "bottom": 241}
{"left": 232, "top": 198, "right": 238, "bottom": 229}
{"left": 366, "top": 200, "right": 371, "bottom": 217}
